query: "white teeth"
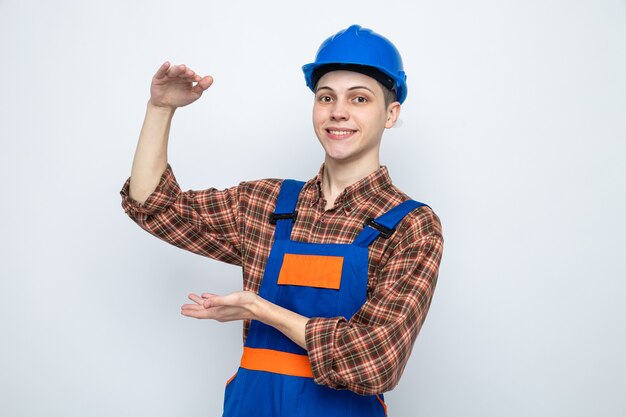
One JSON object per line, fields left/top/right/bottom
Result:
{"left": 329, "top": 130, "right": 353, "bottom": 136}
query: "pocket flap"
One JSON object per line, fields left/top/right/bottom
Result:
{"left": 277, "top": 253, "right": 343, "bottom": 290}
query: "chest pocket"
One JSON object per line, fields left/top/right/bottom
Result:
{"left": 277, "top": 253, "right": 344, "bottom": 290}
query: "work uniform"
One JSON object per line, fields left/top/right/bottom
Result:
{"left": 121, "top": 164, "right": 443, "bottom": 414}
{"left": 223, "top": 179, "right": 425, "bottom": 417}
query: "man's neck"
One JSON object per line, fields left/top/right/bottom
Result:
{"left": 321, "top": 157, "right": 380, "bottom": 211}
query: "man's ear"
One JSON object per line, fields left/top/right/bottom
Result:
{"left": 384, "top": 102, "right": 401, "bottom": 129}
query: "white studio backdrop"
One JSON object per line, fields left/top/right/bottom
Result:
{"left": 1, "top": 1, "right": 625, "bottom": 416}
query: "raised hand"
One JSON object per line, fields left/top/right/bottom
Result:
{"left": 149, "top": 61, "right": 214, "bottom": 109}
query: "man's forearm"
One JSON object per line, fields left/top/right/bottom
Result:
{"left": 129, "top": 102, "right": 176, "bottom": 204}
{"left": 256, "top": 297, "right": 309, "bottom": 350}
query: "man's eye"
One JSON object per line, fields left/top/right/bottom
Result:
{"left": 354, "top": 96, "right": 367, "bottom": 103}
{"left": 319, "top": 96, "right": 332, "bottom": 103}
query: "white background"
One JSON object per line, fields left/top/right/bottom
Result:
{"left": 1, "top": 1, "right": 625, "bottom": 416}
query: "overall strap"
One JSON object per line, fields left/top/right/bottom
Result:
{"left": 353, "top": 200, "right": 427, "bottom": 247}
{"left": 270, "top": 179, "right": 306, "bottom": 241}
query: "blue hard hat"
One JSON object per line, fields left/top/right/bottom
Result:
{"left": 302, "top": 24, "right": 408, "bottom": 104}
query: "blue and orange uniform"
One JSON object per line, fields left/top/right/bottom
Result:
{"left": 223, "top": 180, "right": 426, "bottom": 417}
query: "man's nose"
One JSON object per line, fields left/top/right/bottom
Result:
{"left": 330, "top": 102, "right": 349, "bottom": 121}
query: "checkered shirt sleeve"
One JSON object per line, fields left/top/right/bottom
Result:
{"left": 120, "top": 165, "right": 243, "bottom": 266}
{"left": 305, "top": 208, "right": 443, "bottom": 395}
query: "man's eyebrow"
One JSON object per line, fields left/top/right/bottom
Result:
{"left": 348, "top": 85, "right": 376, "bottom": 94}
{"left": 315, "top": 85, "right": 376, "bottom": 94}
{"left": 315, "top": 86, "right": 334, "bottom": 93}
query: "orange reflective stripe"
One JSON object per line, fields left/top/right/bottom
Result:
{"left": 376, "top": 394, "right": 388, "bottom": 416}
{"left": 240, "top": 347, "right": 313, "bottom": 378}
{"left": 225, "top": 372, "right": 237, "bottom": 386}
{"left": 277, "top": 253, "right": 344, "bottom": 289}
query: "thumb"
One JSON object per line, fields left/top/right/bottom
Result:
{"left": 202, "top": 293, "right": 222, "bottom": 308}
{"left": 193, "top": 75, "right": 214, "bottom": 93}
{"left": 201, "top": 292, "right": 218, "bottom": 299}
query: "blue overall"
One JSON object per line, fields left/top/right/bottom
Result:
{"left": 223, "top": 180, "right": 425, "bottom": 417}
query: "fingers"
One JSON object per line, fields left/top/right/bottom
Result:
{"left": 201, "top": 292, "right": 217, "bottom": 299}
{"left": 165, "top": 63, "right": 186, "bottom": 79}
{"left": 182, "top": 292, "right": 254, "bottom": 321}
{"left": 181, "top": 303, "right": 204, "bottom": 311}
{"left": 155, "top": 61, "right": 206, "bottom": 80}
{"left": 181, "top": 299, "right": 211, "bottom": 319}
{"left": 183, "top": 293, "right": 219, "bottom": 318}
{"left": 188, "top": 293, "right": 204, "bottom": 304}
{"left": 193, "top": 75, "right": 214, "bottom": 93}
{"left": 181, "top": 301, "right": 227, "bottom": 320}
{"left": 153, "top": 61, "right": 213, "bottom": 92}
{"left": 186, "top": 293, "right": 220, "bottom": 310}
{"left": 201, "top": 293, "right": 229, "bottom": 308}
{"left": 181, "top": 304, "right": 208, "bottom": 319}
{"left": 153, "top": 61, "right": 171, "bottom": 80}
{"left": 167, "top": 64, "right": 199, "bottom": 81}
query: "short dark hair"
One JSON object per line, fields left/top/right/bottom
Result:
{"left": 378, "top": 82, "right": 397, "bottom": 108}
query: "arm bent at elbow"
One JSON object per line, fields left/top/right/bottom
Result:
{"left": 306, "top": 232, "right": 443, "bottom": 395}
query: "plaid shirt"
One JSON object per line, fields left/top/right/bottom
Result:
{"left": 120, "top": 164, "right": 443, "bottom": 395}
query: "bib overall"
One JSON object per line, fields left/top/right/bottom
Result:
{"left": 223, "top": 180, "right": 425, "bottom": 417}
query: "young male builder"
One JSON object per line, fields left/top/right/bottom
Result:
{"left": 121, "top": 24, "right": 443, "bottom": 417}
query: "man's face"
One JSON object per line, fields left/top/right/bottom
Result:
{"left": 312, "top": 70, "right": 400, "bottom": 166}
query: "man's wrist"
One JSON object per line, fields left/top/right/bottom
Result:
{"left": 146, "top": 100, "right": 176, "bottom": 119}
{"left": 253, "top": 294, "right": 273, "bottom": 324}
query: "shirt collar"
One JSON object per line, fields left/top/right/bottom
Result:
{"left": 306, "top": 164, "right": 393, "bottom": 214}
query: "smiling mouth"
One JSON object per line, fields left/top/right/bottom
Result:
{"left": 326, "top": 129, "right": 357, "bottom": 138}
